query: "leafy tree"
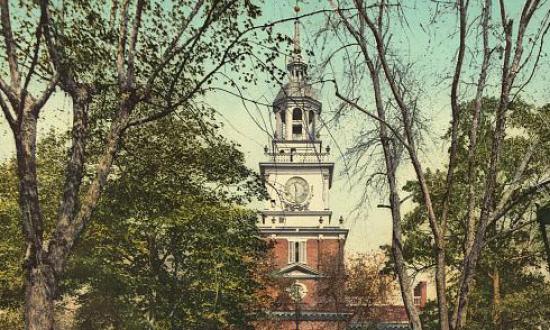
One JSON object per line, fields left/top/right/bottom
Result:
{"left": 395, "top": 99, "right": 550, "bottom": 329}
{"left": 0, "top": 1, "right": 275, "bottom": 327}
{"left": 0, "top": 108, "right": 269, "bottom": 329}
{"left": 321, "top": 1, "right": 550, "bottom": 328}
{"left": 318, "top": 253, "right": 397, "bottom": 328}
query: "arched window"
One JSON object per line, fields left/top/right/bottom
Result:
{"left": 280, "top": 111, "right": 286, "bottom": 139}
{"left": 292, "top": 108, "right": 302, "bottom": 121}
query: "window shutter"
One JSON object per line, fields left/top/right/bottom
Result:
{"left": 288, "top": 241, "right": 295, "bottom": 264}
{"left": 300, "top": 241, "right": 307, "bottom": 264}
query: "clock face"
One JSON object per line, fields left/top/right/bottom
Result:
{"left": 287, "top": 282, "right": 307, "bottom": 302}
{"left": 284, "top": 177, "right": 310, "bottom": 204}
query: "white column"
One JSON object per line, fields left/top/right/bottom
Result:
{"left": 323, "top": 174, "right": 329, "bottom": 210}
{"left": 275, "top": 111, "right": 282, "bottom": 139}
{"left": 312, "top": 111, "right": 317, "bottom": 140}
{"left": 304, "top": 109, "right": 309, "bottom": 140}
{"left": 285, "top": 107, "right": 292, "bottom": 140}
{"left": 300, "top": 241, "right": 307, "bottom": 264}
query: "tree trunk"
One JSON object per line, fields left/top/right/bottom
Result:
{"left": 25, "top": 262, "right": 56, "bottom": 330}
{"left": 368, "top": 56, "right": 422, "bottom": 330}
{"left": 13, "top": 107, "right": 56, "bottom": 330}
{"left": 434, "top": 248, "right": 449, "bottom": 330}
{"left": 372, "top": 65, "right": 422, "bottom": 330}
{"left": 491, "top": 268, "right": 501, "bottom": 330}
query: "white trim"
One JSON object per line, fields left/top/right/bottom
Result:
{"left": 288, "top": 239, "right": 307, "bottom": 264}
{"left": 300, "top": 241, "right": 307, "bottom": 263}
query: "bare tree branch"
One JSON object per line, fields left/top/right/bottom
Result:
{"left": 0, "top": 74, "right": 19, "bottom": 107}
{"left": 327, "top": 1, "right": 424, "bottom": 327}
{"left": 126, "top": 0, "right": 145, "bottom": 88}
{"left": 453, "top": 1, "right": 543, "bottom": 327}
{"left": 0, "top": 92, "right": 15, "bottom": 129}
{"left": 441, "top": 0, "right": 468, "bottom": 239}
{"left": 464, "top": 0, "right": 493, "bottom": 257}
{"left": 31, "top": 74, "right": 58, "bottom": 115}
{"left": 0, "top": 0, "right": 20, "bottom": 88}
{"left": 116, "top": 0, "right": 131, "bottom": 88}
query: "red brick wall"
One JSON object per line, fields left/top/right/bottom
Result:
{"left": 264, "top": 237, "right": 345, "bottom": 309}
{"left": 307, "top": 238, "right": 320, "bottom": 268}
{"left": 268, "top": 238, "right": 343, "bottom": 272}
{"left": 270, "top": 238, "right": 288, "bottom": 268}
{"left": 315, "top": 239, "right": 342, "bottom": 270}
{"left": 259, "top": 237, "right": 347, "bottom": 330}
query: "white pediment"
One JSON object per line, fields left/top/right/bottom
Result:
{"left": 275, "top": 263, "right": 321, "bottom": 279}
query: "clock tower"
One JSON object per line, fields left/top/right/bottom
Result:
{"left": 256, "top": 9, "right": 349, "bottom": 329}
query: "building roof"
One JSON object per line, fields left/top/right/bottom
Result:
{"left": 273, "top": 81, "right": 318, "bottom": 105}
{"left": 274, "top": 262, "right": 322, "bottom": 279}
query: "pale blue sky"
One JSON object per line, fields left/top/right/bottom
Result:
{"left": 208, "top": 0, "right": 550, "bottom": 252}
{"left": 1, "top": 0, "right": 549, "bottom": 253}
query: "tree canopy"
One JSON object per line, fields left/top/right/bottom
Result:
{"left": 396, "top": 98, "right": 550, "bottom": 329}
{"left": 0, "top": 106, "right": 268, "bottom": 329}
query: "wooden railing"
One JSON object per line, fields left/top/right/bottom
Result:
{"left": 266, "top": 152, "right": 330, "bottom": 163}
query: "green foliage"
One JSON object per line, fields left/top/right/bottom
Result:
{"left": 66, "top": 203, "right": 264, "bottom": 330}
{"left": 9, "top": 0, "right": 268, "bottom": 86}
{"left": 0, "top": 108, "right": 267, "bottom": 329}
{"left": 391, "top": 98, "right": 550, "bottom": 329}
{"left": 0, "top": 162, "right": 23, "bottom": 329}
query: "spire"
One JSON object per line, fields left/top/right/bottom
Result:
{"left": 287, "top": 2, "right": 306, "bottom": 82}
{"left": 292, "top": 4, "right": 301, "bottom": 61}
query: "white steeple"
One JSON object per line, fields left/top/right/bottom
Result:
{"left": 271, "top": 5, "right": 321, "bottom": 143}
{"left": 258, "top": 2, "right": 336, "bottom": 220}
{"left": 287, "top": 4, "right": 307, "bottom": 83}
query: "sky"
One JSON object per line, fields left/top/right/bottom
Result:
{"left": 1, "top": 0, "right": 549, "bottom": 254}
{"left": 206, "top": 0, "right": 550, "bottom": 253}
{"left": 205, "top": 1, "right": 452, "bottom": 253}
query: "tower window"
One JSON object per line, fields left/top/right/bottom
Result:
{"left": 292, "top": 125, "right": 302, "bottom": 139}
{"left": 292, "top": 108, "right": 302, "bottom": 121}
{"left": 280, "top": 111, "right": 286, "bottom": 139}
{"left": 288, "top": 240, "right": 307, "bottom": 264}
